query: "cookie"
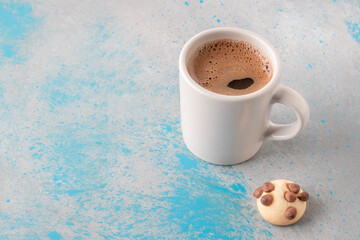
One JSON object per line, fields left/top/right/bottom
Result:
{"left": 253, "top": 179, "right": 309, "bottom": 226}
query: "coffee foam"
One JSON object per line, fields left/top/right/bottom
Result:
{"left": 187, "top": 39, "right": 273, "bottom": 96}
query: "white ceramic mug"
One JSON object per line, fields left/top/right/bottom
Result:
{"left": 179, "top": 27, "right": 310, "bottom": 165}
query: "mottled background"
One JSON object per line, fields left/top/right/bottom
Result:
{"left": 0, "top": 0, "right": 359, "bottom": 239}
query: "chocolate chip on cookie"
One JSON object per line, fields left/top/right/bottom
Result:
{"left": 260, "top": 194, "right": 273, "bottom": 206}
{"left": 298, "top": 192, "right": 309, "bottom": 201}
{"left": 285, "top": 207, "right": 297, "bottom": 220}
{"left": 287, "top": 183, "right": 300, "bottom": 194}
{"left": 262, "top": 182, "right": 275, "bottom": 193}
{"left": 253, "top": 187, "right": 263, "bottom": 198}
{"left": 284, "top": 191, "right": 297, "bottom": 202}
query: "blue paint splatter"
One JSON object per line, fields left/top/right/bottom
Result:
{"left": 185, "top": 1, "right": 189, "bottom": 6}
{"left": 175, "top": 153, "right": 198, "bottom": 170}
{"left": 319, "top": 40, "right": 323, "bottom": 43}
{"left": 200, "top": 0, "right": 204, "bottom": 3}
{"left": 1, "top": 44, "right": 17, "bottom": 58}
{"left": 65, "top": 189, "right": 85, "bottom": 196}
{"left": 217, "top": 19, "right": 221, "bottom": 23}
{"left": 48, "top": 231, "right": 63, "bottom": 240}
{"left": 321, "top": 120, "right": 326, "bottom": 123}
{"left": 0, "top": 2, "right": 39, "bottom": 60}
{"left": 121, "top": 147, "right": 132, "bottom": 155}
{"left": 165, "top": 179, "right": 255, "bottom": 238}
{"left": 160, "top": 123, "right": 172, "bottom": 133}
{"left": 229, "top": 183, "right": 247, "bottom": 194}
{"left": 345, "top": 21, "right": 360, "bottom": 43}
{"left": 307, "top": 63, "right": 312, "bottom": 69}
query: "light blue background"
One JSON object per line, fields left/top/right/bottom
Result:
{"left": 0, "top": 0, "right": 359, "bottom": 239}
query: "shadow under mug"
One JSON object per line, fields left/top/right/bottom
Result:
{"left": 179, "top": 27, "right": 310, "bottom": 165}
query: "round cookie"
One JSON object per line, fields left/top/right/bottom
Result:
{"left": 253, "top": 179, "right": 309, "bottom": 226}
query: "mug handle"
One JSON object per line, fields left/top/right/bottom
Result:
{"left": 264, "top": 85, "right": 310, "bottom": 140}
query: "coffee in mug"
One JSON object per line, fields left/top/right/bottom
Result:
{"left": 187, "top": 39, "right": 273, "bottom": 96}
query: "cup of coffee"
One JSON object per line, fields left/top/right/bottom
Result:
{"left": 179, "top": 27, "right": 310, "bottom": 165}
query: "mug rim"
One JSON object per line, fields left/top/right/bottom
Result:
{"left": 179, "top": 27, "right": 281, "bottom": 101}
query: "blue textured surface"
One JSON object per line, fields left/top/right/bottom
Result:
{"left": 0, "top": 1, "right": 359, "bottom": 239}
